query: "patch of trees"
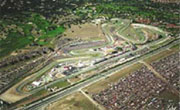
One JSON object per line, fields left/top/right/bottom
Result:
{"left": 0, "top": 48, "right": 51, "bottom": 68}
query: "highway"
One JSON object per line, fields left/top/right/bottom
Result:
{"left": 17, "top": 44, "right": 150, "bottom": 95}
{"left": 15, "top": 21, "right": 116, "bottom": 95}
{"left": 7, "top": 19, "right": 179, "bottom": 110}
{"left": 16, "top": 20, "right": 169, "bottom": 95}
{"left": 16, "top": 21, "right": 129, "bottom": 95}
{"left": 17, "top": 38, "right": 179, "bottom": 110}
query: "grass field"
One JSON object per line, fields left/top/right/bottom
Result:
{"left": 169, "top": 42, "right": 179, "bottom": 51}
{"left": 107, "top": 19, "right": 167, "bottom": 45}
{"left": 45, "top": 92, "right": 100, "bottom": 110}
{"left": 144, "top": 44, "right": 179, "bottom": 64}
{"left": 49, "top": 80, "right": 70, "bottom": 89}
{"left": 120, "top": 26, "right": 146, "bottom": 43}
{"left": 144, "top": 50, "right": 172, "bottom": 64}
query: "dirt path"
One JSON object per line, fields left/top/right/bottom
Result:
{"left": 140, "top": 61, "right": 167, "bottom": 82}
{"left": 140, "top": 61, "right": 179, "bottom": 95}
{"left": 80, "top": 89, "right": 105, "bottom": 110}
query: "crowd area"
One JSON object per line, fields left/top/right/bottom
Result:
{"left": 150, "top": 51, "right": 179, "bottom": 90}
{"left": 93, "top": 66, "right": 167, "bottom": 110}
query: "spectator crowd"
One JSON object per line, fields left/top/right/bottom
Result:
{"left": 150, "top": 51, "right": 179, "bottom": 91}
{"left": 93, "top": 66, "right": 167, "bottom": 110}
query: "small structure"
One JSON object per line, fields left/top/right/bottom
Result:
{"left": 32, "top": 81, "right": 41, "bottom": 87}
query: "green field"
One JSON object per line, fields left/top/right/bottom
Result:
{"left": 119, "top": 26, "right": 146, "bottom": 43}
{"left": 49, "top": 80, "right": 70, "bottom": 89}
{"left": 0, "top": 13, "right": 65, "bottom": 58}
{"left": 109, "top": 19, "right": 167, "bottom": 44}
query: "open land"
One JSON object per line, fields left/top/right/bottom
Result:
{"left": 45, "top": 92, "right": 100, "bottom": 110}
{"left": 0, "top": 17, "right": 178, "bottom": 110}
{"left": 62, "top": 23, "right": 106, "bottom": 41}
{"left": 0, "top": 1, "right": 179, "bottom": 110}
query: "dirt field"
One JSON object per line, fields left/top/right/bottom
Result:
{"left": 144, "top": 46, "right": 179, "bottom": 64}
{"left": 69, "top": 76, "right": 82, "bottom": 84}
{"left": 83, "top": 63, "right": 143, "bottom": 94}
{"left": 0, "top": 66, "right": 51, "bottom": 104}
{"left": 55, "top": 73, "right": 65, "bottom": 78}
{"left": 69, "top": 68, "right": 101, "bottom": 84}
{"left": 0, "top": 76, "right": 32, "bottom": 103}
{"left": 0, "top": 87, "right": 29, "bottom": 104}
{"left": 142, "top": 28, "right": 159, "bottom": 41}
{"left": 62, "top": 23, "right": 106, "bottom": 41}
{"left": 45, "top": 92, "right": 100, "bottom": 110}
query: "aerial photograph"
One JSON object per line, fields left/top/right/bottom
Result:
{"left": 0, "top": 0, "right": 179, "bottom": 110}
